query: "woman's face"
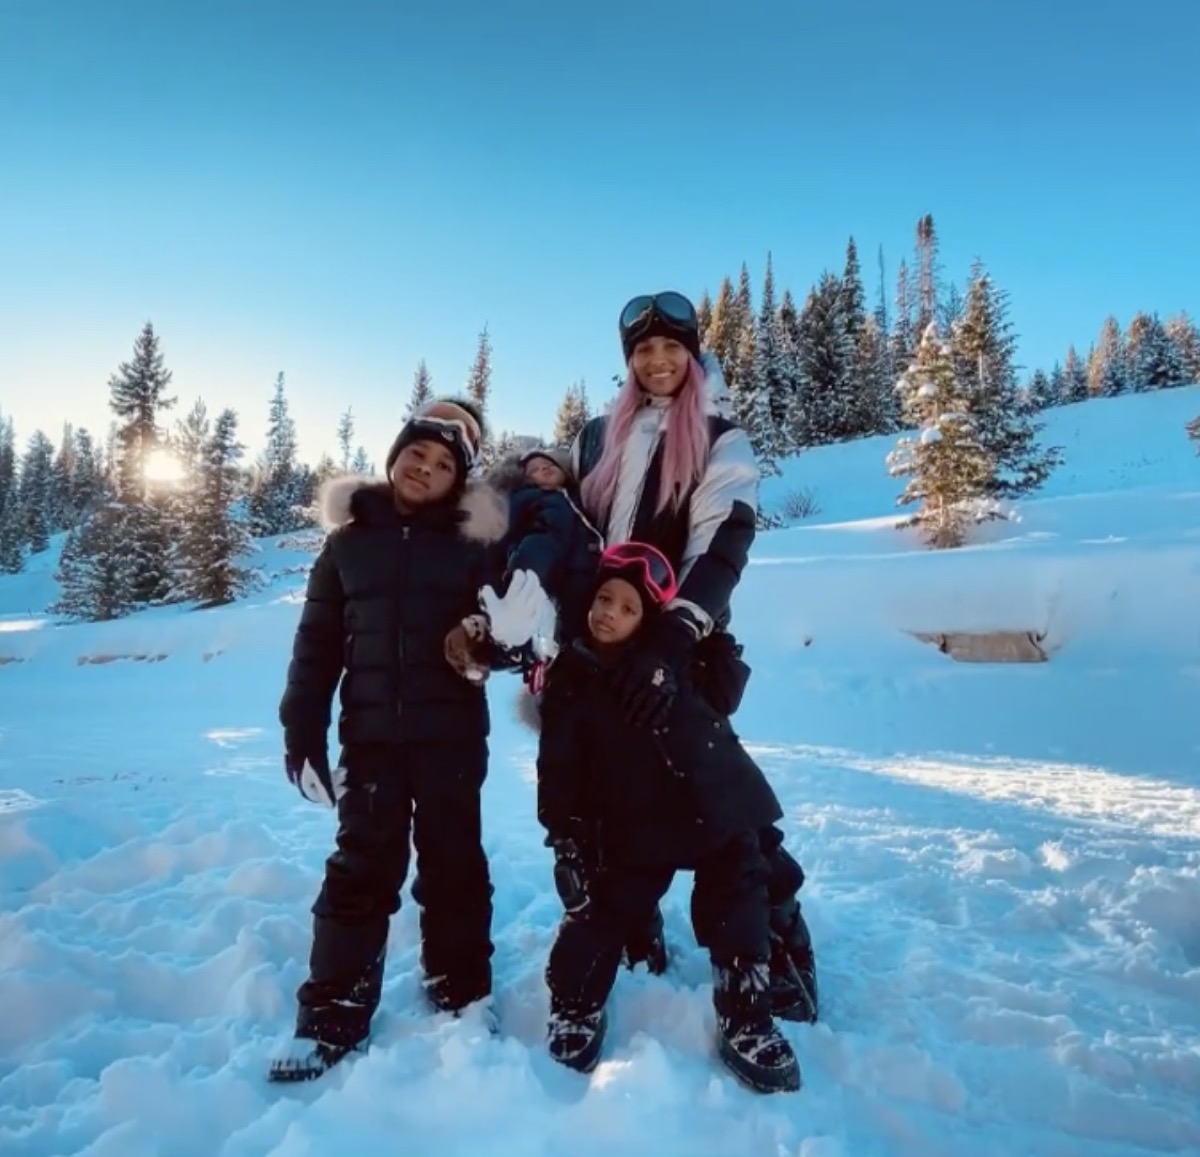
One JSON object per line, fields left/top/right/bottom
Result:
{"left": 630, "top": 336, "right": 691, "bottom": 397}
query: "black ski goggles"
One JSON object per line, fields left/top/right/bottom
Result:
{"left": 618, "top": 292, "right": 699, "bottom": 344}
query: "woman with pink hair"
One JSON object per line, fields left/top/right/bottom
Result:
{"left": 481, "top": 292, "right": 817, "bottom": 1023}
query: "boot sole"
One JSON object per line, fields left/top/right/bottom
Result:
{"left": 716, "top": 1035, "right": 802, "bottom": 1094}
{"left": 267, "top": 1040, "right": 362, "bottom": 1083}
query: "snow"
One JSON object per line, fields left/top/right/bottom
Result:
{"left": 3, "top": 390, "right": 1200, "bottom": 1156}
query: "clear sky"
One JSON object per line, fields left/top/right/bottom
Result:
{"left": 2, "top": 0, "right": 1197, "bottom": 464}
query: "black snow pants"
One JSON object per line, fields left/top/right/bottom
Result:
{"left": 295, "top": 740, "right": 493, "bottom": 1046}
{"left": 547, "top": 830, "right": 770, "bottom": 1015}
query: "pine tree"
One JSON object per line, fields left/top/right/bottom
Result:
{"left": 336, "top": 408, "right": 354, "bottom": 470}
{"left": 1062, "top": 346, "right": 1088, "bottom": 403}
{"left": 49, "top": 423, "right": 77, "bottom": 531}
{"left": 553, "top": 380, "right": 591, "bottom": 446}
{"left": 1086, "top": 316, "right": 1127, "bottom": 397}
{"left": 890, "top": 258, "right": 916, "bottom": 377}
{"left": 841, "top": 238, "right": 866, "bottom": 349}
{"left": 407, "top": 360, "right": 434, "bottom": 417}
{"left": 350, "top": 446, "right": 371, "bottom": 474}
{"left": 858, "top": 315, "right": 899, "bottom": 434}
{"left": 1026, "top": 368, "right": 1058, "bottom": 410}
{"left": 175, "top": 409, "right": 254, "bottom": 607}
{"left": 466, "top": 325, "right": 494, "bottom": 463}
{"left": 249, "top": 373, "right": 308, "bottom": 534}
{"left": 1126, "top": 312, "right": 1186, "bottom": 390}
{"left": 69, "top": 428, "right": 105, "bottom": 520}
{"left": 18, "top": 431, "right": 55, "bottom": 553}
{"left": 914, "top": 214, "right": 942, "bottom": 337}
{"left": 1165, "top": 312, "right": 1200, "bottom": 384}
{"left": 842, "top": 236, "right": 878, "bottom": 436}
{"left": 106, "top": 322, "right": 176, "bottom": 604}
{"left": 746, "top": 254, "right": 788, "bottom": 471}
{"left": 696, "top": 292, "right": 713, "bottom": 344}
{"left": 50, "top": 503, "right": 136, "bottom": 621}
{"left": 1048, "top": 362, "right": 1066, "bottom": 405}
{"left": 701, "top": 277, "right": 740, "bottom": 383}
{"left": 795, "top": 273, "right": 854, "bottom": 444}
{"left": 0, "top": 415, "right": 22, "bottom": 573}
{"left": 888, "top": 324, "right": 997, "bottom": 548}
{"left": 1187, "top": 412, "right": 1200, "bottom": 449}
{"left": 108, "top": 322, "right": 176, "bottom": 502}
{"left": 951, "top": 264, "right": 1059, "bottom": 499}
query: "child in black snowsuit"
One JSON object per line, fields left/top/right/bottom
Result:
{"left": 537, "top": 542, "right": 801, "bottom": 1093}
{"left": 269, "top": 398, "right": 508, "bottom": 1082}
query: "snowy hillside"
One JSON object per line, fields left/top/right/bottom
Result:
{"left": 2, "top": 390, "right": 1199, "bottom": 1157}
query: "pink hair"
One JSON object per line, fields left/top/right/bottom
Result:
{"left": 581, "top": 355, "right": 711, "bottom": 522}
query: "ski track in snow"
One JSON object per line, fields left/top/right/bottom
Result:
{"left": 2, "top": 698, "right": 1199, "bottom": 1157}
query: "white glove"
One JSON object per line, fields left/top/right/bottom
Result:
{"left": 296, "top": 761, "right": 348, "bottom": 808}
{"left": 479, "top": 569, "right": 558, "bottom": 655}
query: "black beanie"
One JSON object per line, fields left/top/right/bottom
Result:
{"left": 385, "top": 397, "right": 484, "bottom": 485}
{"left": 620, "top": 311, "right": 702, "bottom": 365}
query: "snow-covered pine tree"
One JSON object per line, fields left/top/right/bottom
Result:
{"left": 466, "top": 325, "right": 495, "bottom": 464}
{"left": 50, "top": 503, "right": 136, "bottom": 621}
{"left": 49, "top": 423, "right": 77, "bottom": 531}
{"left": 702, "top": 277, "right": 740, "bottom": 385}
{"left": 1062, "top": 346, "right": 1088, "bottom": 403}
{"left": 174, "top": 409, "right": 254, "bottom": 607}
{"left": 553, "top": 380, "right": 591, "bottom": 446}
{"left": 887, "top": 324, "right": 997, "bottom": 548}
{"left": 1087, "top": 316, "right": 1127, "bottom": 397}
{"left": 1026, "top": 368, "right": 1058, "bottom": 410}
{"left": 1165, "top": 312, "right": 1200, "bottom": 384}
{"left": 777, "top": 288, "right": 808, "bottom": 447}
{"left": 18, "top": 431, "right": 55, "bottom": 554}
{"left": 249, "top": 373, "right": 309, "bottom": 535}
{"left": 951, "top": 264, "right": 1059, "bottom": 499}
{"left": 795, "top": 273, "right": 854, "bottom": 444}
{"left": 107, "top": 322, "right": 176, "bottom": 604}
{"left": 1048, "top": 362, "right": 1066, "bottom": 405}
{"left": 69, "top": 428, "right": 105, "bottom": 521}
{"left": 890, "top": 259, "right": 916, "bottom": 382}
{"left": 696, "top": 292, "right": 713, "bottom": 344}
{"left": 350, "top": 446, "right": 371, "bottom": 475}
{"left": 857, "top": 315, "right": 898, "bottom": 434}
{"left": 745, "top": 254, "right": 788, "bottom": 473}
{"left": 729, "top": 263, "right": 758, "bottom": 397}
{"left": 1126, "top": 312, "right": 1186, "bottom": 391}
{"left": 841, "top": 237, "right": 876, "bottom": 437}
{"left": 407, "top": 360, "right": 434, "bottom": 418}
{"left": 0, "top": 415, "right": 22, "bottom": 573}
{"left": 336, "top": 408, "right": 354, "bottom": 470}
{"left": 914, "top": 214, "right": 942, "bottom": 338}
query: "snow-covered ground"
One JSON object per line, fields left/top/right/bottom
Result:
{"left": 2, "top": 390, "right": 1199, "bottom": 1156}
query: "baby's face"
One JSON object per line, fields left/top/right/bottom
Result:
{"left": 524, "top": 457, "right": 568, "bottom": 490}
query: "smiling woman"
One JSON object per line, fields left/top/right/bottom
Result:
{"left": 143, "top": 448, "right": 184, "bottom": 485}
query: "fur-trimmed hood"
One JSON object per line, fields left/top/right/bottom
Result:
{"left": 317, "top": 474, "right": 508, "bottom": 543}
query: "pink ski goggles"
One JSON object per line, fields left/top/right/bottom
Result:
{"left": 598, "top": 542, "right": 679, "bottom": 608}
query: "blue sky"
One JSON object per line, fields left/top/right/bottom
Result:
{"left": 2, "top": 0, "right": 1197, "bottom": 464}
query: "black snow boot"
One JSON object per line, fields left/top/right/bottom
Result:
{"left": 712, "top": 958, "right": 800, "bottom": 1093}
{"left": 267, "top": 1034, "right": 364, "bottom": 1082}
{"left": 547, "top": 1000, "right": 608, "bottom": 1074}
{"left": 622, "top": 905, "right": 668, "bottom": 975}
{"left": 768, "top": 898, "right": 818, "bottom": 1024}
{"left": 423, "top": 963, "right": 492, "bottom": 1015}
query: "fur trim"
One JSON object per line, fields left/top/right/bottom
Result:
{"left": 485, "top": 451, "right": 528, "bottom": 496}
{"left": 515, "top": 685, "right": 542, "bottom": 732}
{"left": 457, "top": 480, "right": 509, "bottom": 543}
{"left": 316, "top": 473, "right": 508, "bottom": 543}
{"left": 318, "top": 474, "right": 388, "bottom": 530}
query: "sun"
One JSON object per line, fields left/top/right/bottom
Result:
{"left": 143, "top": 448, "right": 185, "bottom": 485}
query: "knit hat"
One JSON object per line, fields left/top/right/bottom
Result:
{"left": 593, "top": 542, "right": 678, "bottom": 616}
{"left": 385, "top": 398, "right": 484, "bottom": 486}
{"left": 519, "top": 446, "right": 572, "bottom": 477}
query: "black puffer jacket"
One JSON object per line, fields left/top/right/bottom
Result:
{"left": 279, "top": 474, "right": 508, "bottom": 751}
{"left": 536, "top": 641, "right": 782, "bottom": 869}
{"left": 489, "top": 453, "right": 604, "bottom": 643}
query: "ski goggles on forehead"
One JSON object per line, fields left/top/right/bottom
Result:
{"left": 600, "top": 542, "right": 679, "bottom": 606}
{"left": 409, "top": 413, "right": 481, "bottom": 467}
{"left": 618, "top": 292, "right": 698, "bottom": 341}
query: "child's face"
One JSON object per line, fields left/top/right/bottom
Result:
{"left": 587, "top": 577, "right": 644, "bottom": 645}
{"left": 524, "top": 457, "right": 567, "bottom": 490}
{"left": 391, "top": 439, "right": 459, "bottom": 507}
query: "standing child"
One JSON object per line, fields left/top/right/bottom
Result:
{"left": 269, "top": 398, "right": 508, "bottom": 1082}
{"left": 536, "top": 541, "right": 800, "bottom": 1093}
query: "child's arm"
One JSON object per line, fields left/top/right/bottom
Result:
{"left": 278, "top": 538, "right": 346, "bottom": 764}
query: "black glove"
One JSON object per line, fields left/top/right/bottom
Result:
{"left": 612, "top": 613, "right": 696, "bottom": 730}
{"left": 284, "top": 734, "right": 345, "bottom": 807}
{"left": 549, "top": 834, "right": 593, "bottom": 913}
{"left": 691, "top": 630, "right": 752, "bottom": 717}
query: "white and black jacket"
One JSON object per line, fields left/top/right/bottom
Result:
{"left": 571, "top": 355, "right": 758, "bottom": 637}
